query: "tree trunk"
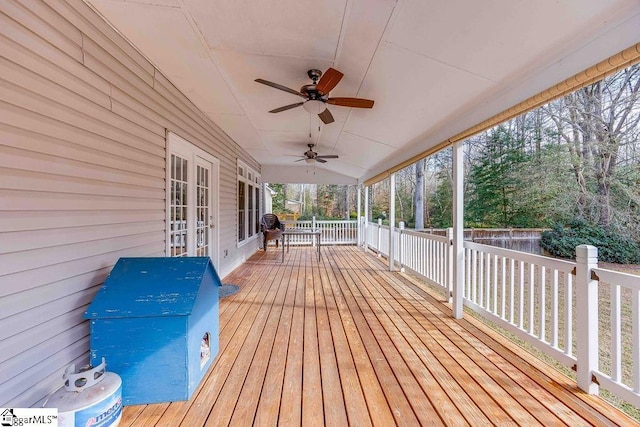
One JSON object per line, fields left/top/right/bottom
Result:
{"left": 345, "top": 186, "right": 350, "bottom": 219}
{"left": 414, "top": 159, "right": 425, "bottom": 229}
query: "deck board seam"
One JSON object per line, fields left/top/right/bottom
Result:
{"left": 327, "top": 246, "right": 423, "bottom": 426}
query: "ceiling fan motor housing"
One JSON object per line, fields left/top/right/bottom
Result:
{"left": 307, "top": 69, "right": 323, "bottom": 83}
{"left": 300, "top": 84, "right": 324, "bottom": 99}
{"left": 305, "top": 144, "right": 317, "bottom": 158}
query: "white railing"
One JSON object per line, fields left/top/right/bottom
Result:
{"left": 397, "top": 227, "right": 452, "bottom": 297}
{"left": 591, "top": 265, "right": 640, "bottom": 406}
{"left": 280, "top": 218, "right": 358, "bottom": 246}
{"left": 463, "top": 241, "right": 577, "bottom": 369}
{"left": 464, "top": 243, "right": 640, "bottom": 407}
{"left": 360, "top": 221, "right": 640, "bottom": 407}
{"left": 366, "top": 221, "right": 449, "bottom": 292}
{"left": 365, "top": 219, "right": 389, "bottom": 256}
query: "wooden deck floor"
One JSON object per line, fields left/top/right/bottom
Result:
{"left": 120, "top": 246, "right": 636, "bottom": 426}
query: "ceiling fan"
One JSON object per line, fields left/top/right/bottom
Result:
{"left": 294, "top": 144, "right": 339, "bottom": 164}
{"left": 255, "top": 68, "right": 374, "bottom": 124}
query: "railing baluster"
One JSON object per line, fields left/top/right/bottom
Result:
{"left": 500, "top": 256, "right": 506, "bottom": 319}
{"left": 478, "top": 252, "right": 484, "bottom": 306}
{"left": 633, "top": 288, "right": 640, "bottom": 393}
{"left": 565, "top": 273, "right": 573, "bottom": 356}
{"left": 509, "top": 258, "right": 515, "bottom": 323}
{"left": 611, "top": 283, "right": 621, "bottom": 383}
{"left": 471, "top": 249, "right": 477, "bottom": 303}
{"left": 411, "top": 236, "right": 424, "bottom": 275}
{"left": 492, "top": 254, "right": 498, "bottom": 314}
{"left": 529, "top": 263, "right": 535, "bottom": 335}
{"left": 551, "top": 269, "right": 558, "bottom": 348}
{"left": 484, "top": 253, "right": 489, "bottom": 309}
{"left": 435, "top": 239, "right": 439, "bottom": 281}
{"left": 518, "top": 260, "right": 525, "bottom": 329}
{"left": 438, "top": 240, "right": 442, "bottom": 285}
{"left": 467, "top": 248, "right": 472, "bottom": 300}
{"left": 433, "top": 240, "right": 438, "bottom": 283}
{"left": 428, "top": 239, "right": 433, "bottom": 279}
{"left": 539, "top": 266, "right": 546, "bottom": 342}
{"left": 436, "top": 242, "right": 444, "bottom": 283}
{"left": 433, "top": 239, "right": 437, "bottom": 281}
{"left": 485, "top": 253, "right": 491, "bottom": 311}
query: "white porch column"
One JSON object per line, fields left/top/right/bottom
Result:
{"left": 364, "top": 186, "right": 369, "bottom": 252}
{"left": 357, "top": 185, "right": 362, "bottom": 247}
{"left": 389, "top": 173, "right": 396, "bottom": 271}
{"left": 576, "top": 244, "right": 599, "bottom": 394}
{"left": 452, "top": 141, "right": 465, "bottom": 319}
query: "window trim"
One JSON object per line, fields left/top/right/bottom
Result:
{"left": 237, "top": 160, "right": 261, "bottom": 247}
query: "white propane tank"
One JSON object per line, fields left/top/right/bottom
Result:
{"left": 43, "top": 358, "right": 122, "bottom": 427}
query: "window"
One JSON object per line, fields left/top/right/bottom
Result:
{"left": 238, "top": 180, "right": 245, "bottom": 241}
{"left": 254, "top": 183, "right": 260, "bottom": 236}
{"left": 238, "top": 160, "right": 261, "bottom": 245}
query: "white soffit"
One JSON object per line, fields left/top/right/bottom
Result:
{"left": 183, "top": 0, "right": 346, "bottom": 59}
{"left": 90, "top": 0, "right": 242, "bottom": 116}
{"left": 85, "top": 0, "right": 640, "bottom": 184}
{"left": 387, "top": 0, "right": 632, "bottom": 82}
{"left": 344, "top": 42, "right": 495, "bottom": 148}
{"left": 261, "top": 165, "right": 357, "bottom": 185}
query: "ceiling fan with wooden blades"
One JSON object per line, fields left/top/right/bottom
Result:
{"left": 255, "top": 68, "right": 374, "bottom": 124}
{"left": 293, "top": 144, "right": 339, "bottom": 164}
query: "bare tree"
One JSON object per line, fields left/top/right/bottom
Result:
{"left": 547, "top": 64, "right": 640, "bottom": 227}
{"left": 414, "top": 159, "right": 425, "bottom": 229}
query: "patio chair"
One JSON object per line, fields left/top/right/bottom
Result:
{"left": 261, "top": 213, "right": 284, "bottom": 250}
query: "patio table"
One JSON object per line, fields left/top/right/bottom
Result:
{"left": 281, "top": 229, "right": 321, "bottom": 262}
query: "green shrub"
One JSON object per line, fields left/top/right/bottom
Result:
{"left": 540, "top": 220, "right": 640, "bottom": 264}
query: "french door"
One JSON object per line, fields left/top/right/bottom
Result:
{"left": 167, "top": 132, "right": 219, "bottom": 269}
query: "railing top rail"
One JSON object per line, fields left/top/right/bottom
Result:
{"left": 367, "top": 221, "right": 390, "bottom": 229}
{"left": 418, "top": 227, "right": 549, "bottom": 232}
{"left": 401, "top": 228, "right": 450, "bottom": 243}
{"left": 282, "top": 219, "right": 356, "bottom": 223}
{"left": 464, "top": 241, "right": 575, "bottom": 273}
{"left": 593, "top": 267, "right": 640, "bottom": 291}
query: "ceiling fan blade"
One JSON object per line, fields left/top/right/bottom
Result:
{"left": 294, "top": 158, "right": 306, "bottom": 162}
{"left": 316, "top": 155, "right": 339, "bottom": 159}
{"left": 316, "top": 68, "right": 343, "bottom": 94}
{"left": 316, "top": 158, "right": 327, "bottom": 163}
{"left": 255, "top": 79, "right": 306, "bottom": 98}
{"left": 327, "top": 97, "right": 374, "bottom": 108}
{"left": 269, "top": 102, "right": 304, "bottom": 113}
{"left": 318, "top": 108, "right": 335, "bottom": 124}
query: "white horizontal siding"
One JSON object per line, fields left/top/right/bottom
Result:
{"left": 0, "top": 0, "right": 259, "bottom": 406}
{"left": 0, "top": 210, "right": 165, "bottom": 232}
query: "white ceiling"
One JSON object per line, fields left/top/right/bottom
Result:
{"left": 87, "top": 0, "right": 640, "bottom": 184}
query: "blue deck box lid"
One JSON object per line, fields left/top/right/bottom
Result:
{"left": 84, "top": 257, "right": 221, "bottom": 319}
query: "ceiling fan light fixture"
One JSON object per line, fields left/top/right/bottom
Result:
{"left": 303, "top": 99, "right": 325, "bottom": 114}
{"left": 305, "top": 158, "right": 315, "bottom": 164}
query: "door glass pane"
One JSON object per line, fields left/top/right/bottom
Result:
{"left": 255, "top": 187, "right": 260, "bottom": 235}
{"left": 171, "top": 154, "right": 188, "bottom": 257}
{"left": 196, "top": 164, "right": 210, "bottom": 256}
{"left": 238, "top": 181, "right": 245, "bottom": 241}
{"left": 248, "top": 185, "right": 254, "bottom": 237}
